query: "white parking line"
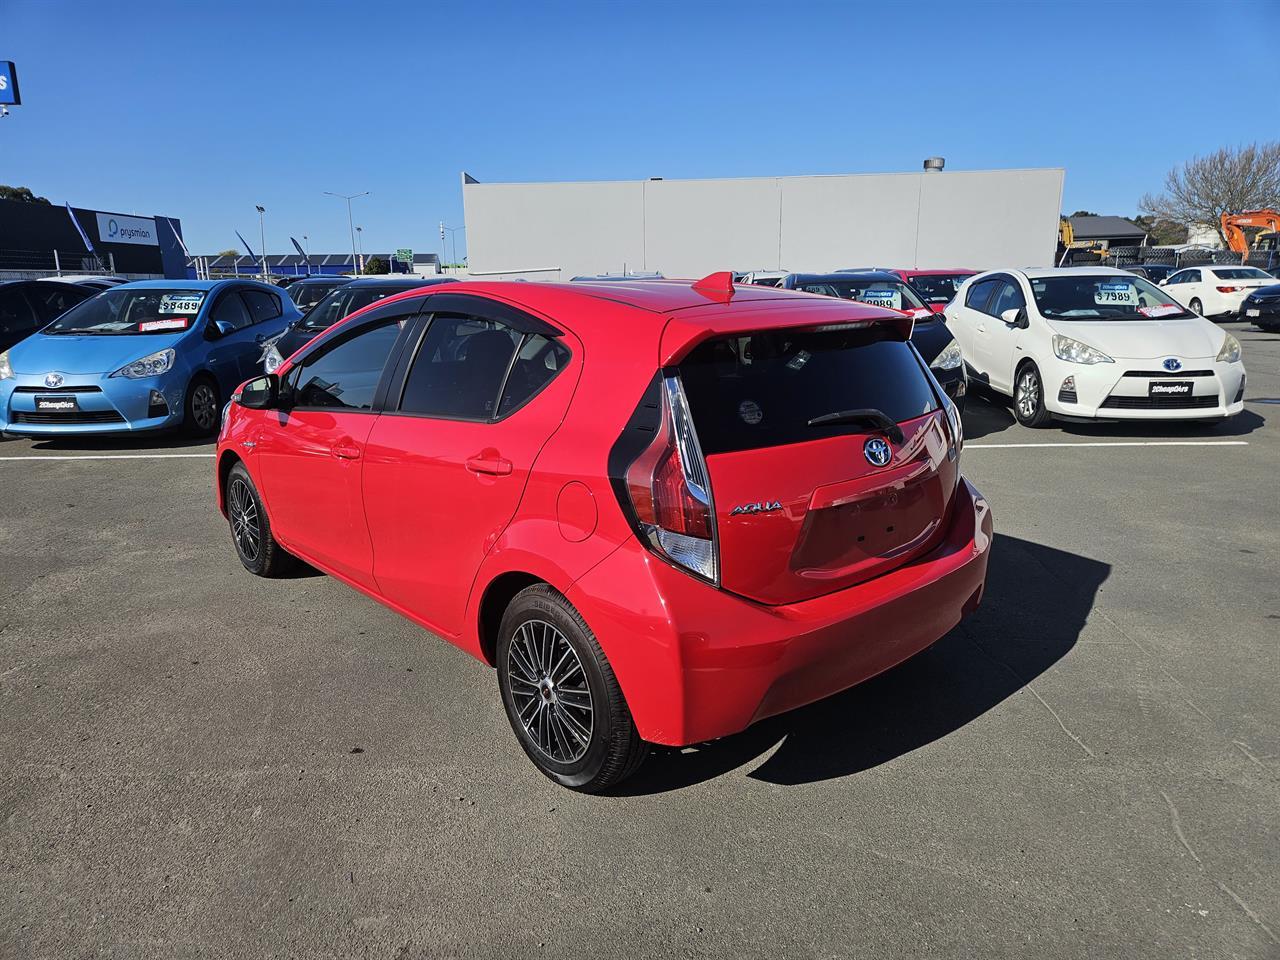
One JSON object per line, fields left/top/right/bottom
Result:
{"left": 0, "top": 453, "right": 215, "bottom": 461}
{"left": 966, "top": 441, "right": 1248, "bottom": 449}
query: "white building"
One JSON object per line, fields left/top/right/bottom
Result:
{"left": 460, "top": 163, "right": 1065, "bottom": 280}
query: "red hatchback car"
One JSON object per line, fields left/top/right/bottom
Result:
{"left": 216, "top": 275, "right": 992, "bottom": 791}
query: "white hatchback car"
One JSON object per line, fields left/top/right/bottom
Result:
{"left": 1161, "top": 265, "right": 1274, "bottom": 317}
{"left": 947, "top": 268, "right": 1245, "bottom": 426}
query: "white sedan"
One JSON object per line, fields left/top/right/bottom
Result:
{"left": 1161, "top": 265, "right": 1274, "bottom": 317}
{"left": 946, "top": 267, "right": 1245, "bottom": 425}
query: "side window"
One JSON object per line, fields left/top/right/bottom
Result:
{"left": 28, "top": 285, "right": 92, "bottom": 322}
{"left": 1185, "top": 269, "right": 1201, "bottom": 283}
{"left": 0, "top": 288, "right": 37, "bottom": 335}
{"left": 498, "top": 334, "right": 571, "bottom": 416}
{"left": 965, "top": 279, "right": 998, "bottom": 314}
{"left": 289, "top": 318, "right": 405, "bottom": 410}
{"left": 242, "top": 289, "right": 283, "bottom": 324}
{"left": 211, "top": 291, "right": 253, "bottom": 332}
{"left": 398, "top": 314, "right": 520, "bottom": 420}
{"left": 988, "top": 279, "right": 1026, "bottom": 318}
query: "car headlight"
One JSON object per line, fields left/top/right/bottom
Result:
{"left": 931, "top": 338, "right": 964, "bottom": 371}
{"left": 0, "top": 350, "right": 12, "bottom": 381}
{"left": 262, "top": 342, "right": 285, "bottom": 374}
{"left": 110, "top": 348, "right": 176, "bottom": 379}
{"left": 1216, "top": 332, "right": 1242, "bottom": 364}
{"left": 1052, "top": 334, "right": 1113, "bottom": 365}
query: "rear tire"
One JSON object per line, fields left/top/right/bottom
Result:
{"left": 1013, "top": 361, "right": 1052, "bottom": 428}
{"left": 226, "top": 462, "right": 295, "bottom": 577}
{"left": 183, "top": 375, "right": 220, "bottom": 437}
{"left": 1189, "top": 298, "right": 1204, "bottom": 317}
{"left": 497, "top": 584, "right": 647, "bottom": 792}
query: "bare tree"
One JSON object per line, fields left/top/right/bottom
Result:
{"left": 1140, "top": 142, "right": 1280, "bottom": 246}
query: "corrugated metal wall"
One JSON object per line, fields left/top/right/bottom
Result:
{"left": 462, "top": 167, "right": 1065, "bottom": 279}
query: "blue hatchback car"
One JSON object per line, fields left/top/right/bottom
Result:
{"left": 0, "top": 280, "right": 300, "bottom": 437}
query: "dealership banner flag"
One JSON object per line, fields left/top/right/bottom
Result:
{"left": 236, "top": 230, "right": 256, "bottom": 259}
{"left": 290, "top": 237, "right": 307, "bottom": 258}
{"left": 65, "top": 203, "right": 95, "bottom": 253}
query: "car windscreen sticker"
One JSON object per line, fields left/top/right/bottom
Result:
{"left": 738, "top": 399, "right": 764, "bottom": 425}
{"left": 158, "top": 292, "right": 205, "bottom": 314}
{"left": 858, "top": 287, "right": 902, "bottom": 310}
{"left": 139, "top": 317, "right": 190, "bottom": 333}
{"left": 1095, "top": 282, "right": 1137, "bottom": 306}
{"left": 1138, "top": 304, "right": 1183, "bottom": 319}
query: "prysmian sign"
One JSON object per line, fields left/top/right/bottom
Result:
{"left": 96, "top": 212, "right": 158, "bottom": 246}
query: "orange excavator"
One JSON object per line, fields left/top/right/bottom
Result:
{"left": 1220, "top": 209, "right": 1280, "bottom": 260}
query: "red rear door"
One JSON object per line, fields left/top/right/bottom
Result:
{"left": 677, "top": 323, "right": 958, "bottom": 606}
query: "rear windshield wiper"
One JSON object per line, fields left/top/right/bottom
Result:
{"left": 806, "top": 408, "right": 903, "bottom": 443}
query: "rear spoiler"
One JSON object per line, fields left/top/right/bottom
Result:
{"left": 659, "top": 301, "right": 915, "bottom": 366}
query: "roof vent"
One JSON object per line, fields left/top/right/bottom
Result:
{"left": 923, "top": 157, "right": 945, "bottom": 172}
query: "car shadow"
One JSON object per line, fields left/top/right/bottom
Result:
{"left": 959, "top": 389, "right": 1015, "bottom": 440}
{"left": 615, "top": 534, "right": 1109, "bottom": 795}
{"left": 18, "top": 432, "right": 216, "bottom": 452}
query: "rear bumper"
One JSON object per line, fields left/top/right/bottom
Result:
{"left": 568, "top": 477, "right": 992, "bottom": 746}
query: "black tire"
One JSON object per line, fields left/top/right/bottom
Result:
{"left": 497, "top": 584, "right": 647, "bottom": 792}
{"left": 1189, "top": 298, "right": 1204, "bottom": 317}
{"left": 183, "top": 375, "right": 221, "bottom": 437}
{"left": 1013, "top": 361, "right": 1052, "bottom": 428}
{"left": 225, "top": 462, "right": 295, "bottom": 577}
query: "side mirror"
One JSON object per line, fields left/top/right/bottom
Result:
{"left": 205, "top": 319, "right": 236, "bottom": 340}
{"left": 1001, "top": 307, "right": 1028, "bottom": 328}
{"left": 237, "top": 374, "right": 278, "bottom": 410}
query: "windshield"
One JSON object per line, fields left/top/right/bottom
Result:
{"left": 794, "top": 279, "right": 927, "bottom": 312}
{"left": 1030, "top": 275, "right": 1192, "bottom": 321}
{"left": 44, "top": 288, "right": 206, "bottom": 335}
{"left": 908, "top": 274, "right": 973, "bottom": 304}
{"left": 299, "top": 286, "right": 411, "bottom": 331}
{"left": 291, "top": 280, "right": 348, "bottom": 313}
{"left": 1211, "top": 267, "right": 1270, "bottom": 280}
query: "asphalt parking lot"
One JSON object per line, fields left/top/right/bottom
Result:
{"left": 2, "top": 321, "right": 1277, "bottom": 959}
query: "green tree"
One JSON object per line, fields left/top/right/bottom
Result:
{"left": 216, "top": 248, "right": 241, "bottom": 258}
{"left": 362, "top": 256, "right": 389, "bottom": 275}
{"left": 1068, "top": 210, "right": 1100, "bottom": 218}
{"left": 0, "top": 185, "right": 51, "bottom": 204}
{"left": 1131, "top": 215, "right": 1188, "bottom": 246}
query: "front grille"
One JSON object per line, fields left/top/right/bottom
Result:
{"left": 1057, "top": 389, "right": 1078, "bottom": 404}
{"left": 11, "top": 410, "right": 126, "bottom": 424}
{"left": 1121, "top": 370, "right": 1213, "bottom": 378}
{"left": 12, "top": 385, "right": 103, "bottom": 394}
{"left": 1099, "top": 394, "right": 1219, "bottom": 410}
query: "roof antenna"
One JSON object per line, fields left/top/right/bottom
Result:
{"left": 692, "top": 271, "right": 736, "bottom": 302}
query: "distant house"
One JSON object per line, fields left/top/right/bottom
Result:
{"left": 1066, "top": 216, "right": 1148, "bottom": 249}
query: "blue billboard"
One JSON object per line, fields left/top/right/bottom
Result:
{"left": 0, "top": 62, "right": 19, "bottom": 106}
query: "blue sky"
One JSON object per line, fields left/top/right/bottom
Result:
{"left": 4, "top": 0, "right": 1277, "bottom": 259}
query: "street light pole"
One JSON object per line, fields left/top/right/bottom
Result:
{"left": 442, "top": 223, "right": 465, "bottom": 271}
{"left": 356, "top": 226, "right": 364, "bottom": 273}
{"left": 255, "top": 204, "right": 267, "bottom": 280}
{"left": 324, "top": 190, "right": 369, "bottom": 276}
{"left": 302, "top": 234, "right": 310, "bottom": 274}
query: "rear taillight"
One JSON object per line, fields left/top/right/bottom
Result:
{"left": 621, "top": 375, "right": 718, "bottom": 583}
{"left": 1217, "top": 286, "right": 1243, "bottom": 293}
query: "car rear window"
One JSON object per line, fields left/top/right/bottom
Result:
{"left": 679, "top": 326, "right": 939, "bottom": 456}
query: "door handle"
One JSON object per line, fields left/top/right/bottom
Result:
{"left": 976, "top": 323, "right": 986, "bottom": 333}
{"left": 466, "top": 456, "right": 513, "bottom": 476}
{"left": 331, "top": 438, "right": 361, "bottom": 461}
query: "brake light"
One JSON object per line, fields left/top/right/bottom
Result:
{"left": 623, "top": 376, "right": 718, "bottom": 583}
{"left": 1217, "top": 286, "right": 1243, "bottom": 293}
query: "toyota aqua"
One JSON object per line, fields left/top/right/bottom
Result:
{"left": 216, "top": 274, "right": 992, "bottom": 790}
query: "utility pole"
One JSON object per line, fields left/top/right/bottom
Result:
{"left": 356, "top": 226, "right": 364, "bottom": 273}
{"left": 325, "top": 190, "right": 369, "bottom": 276}
{"left": 255, "top": 205, "right": 267, "bottom": 280}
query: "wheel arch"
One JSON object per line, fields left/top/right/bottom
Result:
{"left": 216, "top": 449, "right": 242, "bottom": 517}
{"left": 476, "top": 571, "right": 547, "bottom": 667}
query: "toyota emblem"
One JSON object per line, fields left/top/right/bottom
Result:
{"left": 1162, "top": 358, "right": 1182, "bottom": 372}
{"left": 44, "top": 373, "right": 63, "bottom": 388}
{"left": 864, "top": 437, "right": 892, "bottom": 467}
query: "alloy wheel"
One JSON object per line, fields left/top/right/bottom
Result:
{"left": 228, "top": 478, "right": 261, "bottom": 561}
{"left": 1016, "top": 369, "right": 1039, "bottom": 420}
{"left": 192, "top": 383, "right": 218, "bottom": 431}
{"left": 506, "top": 619, "right": 594, "bottom": 764}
